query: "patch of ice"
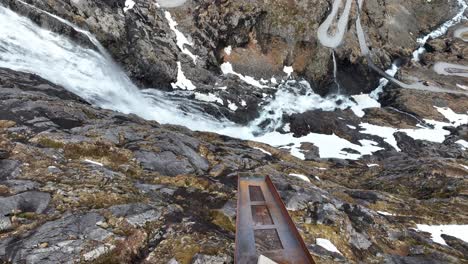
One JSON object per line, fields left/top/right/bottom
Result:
{"left": 289, "top": 173, "right": 311, "bottom": 183}
{"left": 164, "top": 11, "right": 197, "bottom": 63}
{"left": 367, "top": 164, "right": 379, "bottom": 167}
{"left": 271, "top": 77, "right": 278, "bottom": 84}
{"left": 316, "top": 238, "right": 342, "bottom": 254}
{"left": 220, "top": 62, "right": 268, "bottom": 88}
{"left": 171, "top": 62, "right": 196, "bottom": 90}
{"left": 415, "top": 224, "right": 468, "bottom": 245}
{"left": 123, "top": 0, "right": 135, "bottom": 12}
{"left": 460, "top": 164, "right": 468, "bottom": 170}
{"left": 457, "top": 84, "right": 468, "bottom": 90}
{"left": 347, "top": 125, "right": 357, "bottom": 130}
{"left": 241, "top": 100, "right": 247, "bottom": 107}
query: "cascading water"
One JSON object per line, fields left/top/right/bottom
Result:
{"left": 331, "top": 51, "right": 341, "bottom": 94}
{"left": 0, "top": 5, "right": 234, "bottom": 133}
{"left": 0, "top": 1, "right": 466, "bottom": 160}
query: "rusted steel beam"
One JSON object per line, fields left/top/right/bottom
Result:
{"left": 235, "top": 175, "right": 315, "bottom": 264}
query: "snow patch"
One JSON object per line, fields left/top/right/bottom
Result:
{"left": 316, "top": 238, "right": 342, "bottom": 254}
{"left": 84, "top": 159, "right": 103, "bottom": 167}
{"left": 257, "top": 255, "right": 278, "bottom": 264}
{"left": 377, "top": 211, "right": 395, "bottom": 216}
{"left": 289, "top": 173, "right": 311, "bottom": 183}
{"left": 415, "top": 224, "right": 468, "bottom": 245}
{"left": 283, "top": 66, "right": 294, "bottom": 77}
{"left": 220, "top": 62, "right": 268, "bottom": 88}
{"left": 194, "top": 92, "right": 223, "bottom": 104}
{"left": 123, "top": 0, "right": 135, "bottom": 12}
{"left": 456, "top": 139, "right": 468, "bottom": 149}
{"left": 253, "top": 147, "right": 272, "bottom": 156}
{"left": 360, "top": 106, "right": 468, "bottom": 151}
{"left": 350, "top": 94, "right": 381, "bottom": 117}
{"left": 171, "top": 62, "right": 196, "bottom": 90}
{"left": 164, "top": 11, "right": 197, "bottom": 63}
{"left": 224, "top": 46, "right": 232, "bottom": 55}
{"left": 227, "top": 100, "right": 238, "bottom": 111}
{"left": 255, "top": 131, "right": 383, "bottom": 160}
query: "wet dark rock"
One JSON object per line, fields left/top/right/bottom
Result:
{"left": 0, "top": 4, "right": 467, "bottom": 262}
{"left": 309, "top": 244, "right": 346, "bottom": 262}
{"left": 135, "top": 150, "right": 195, "bottom": 176}
{"left": 109, "top": 203, "right": 162, "bottom": 227}
{"left": 0, "top": 160, "right": 21, "bottom": 181}
{"left": 311, "top": 202, "right": 341, "bottom": 225}
{"left": 1, "top": 180, "right": 40, "bottom": 194}
{"left": 0, "top": 217, "right": 12, "bottom": 232}
{"left": 0, "top": 212, "right": 111, "bottom": 264}
{"left": 0, "top": 149, "right": 9, "bottom": 160}
{"left": 0, "top": 68, "right": 84, "bottom": 102}
{"left": 441, "top": 234, "right": 468, "bottom": 258}
{"left": 0, "top": 191, "right": 50, "bottom": 216}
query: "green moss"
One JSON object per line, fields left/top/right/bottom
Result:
{"left": 210, "top": 210, "right": 235, "bottom": 233}
{"left": 36, "top": 138, "right": 64, "bottom": 149}
{"left": 16, "top": 212, "right": 38, "bottom": 220}
{"left": 63, "top": 142, "right": 130, "bottom": 170}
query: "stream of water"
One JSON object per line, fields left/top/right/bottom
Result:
{"left": 0, "top": 1, "right": 466, "bottom": 160}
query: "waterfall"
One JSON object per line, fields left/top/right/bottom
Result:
{"left": 0, "top": 4, "right": 233, "bottom": 132}
{"left": 331, "top": 51, "right": 341, "bottom": 94}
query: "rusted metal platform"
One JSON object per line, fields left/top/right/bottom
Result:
{"left": 235, "top": 176, "right": 315, "bottom": 264}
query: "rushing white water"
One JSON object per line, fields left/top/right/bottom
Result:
{"left": 0, "top": 4, "right": 384, "bottom": 160}
{"left": 412, "top": 0, "right": 468, "bottom": 61}
{"left": 0, "top": 5, "right": 229, "bottom": 132}
{"left": 354, "top": 0, "right": 468, "bottom": 96}
{"left": 331, "top": 51, "right": 341, "bottom": 93}
{"left": 0, "top": 3, "right": 466, "bottom": 161}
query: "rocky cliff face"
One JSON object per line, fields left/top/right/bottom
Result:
{"left": 0, "top": 0, "right": 467, "bottom": 263}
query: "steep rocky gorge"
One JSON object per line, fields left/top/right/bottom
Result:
{"left": 0, "top": 0, "right": 467, "bottom": 263}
